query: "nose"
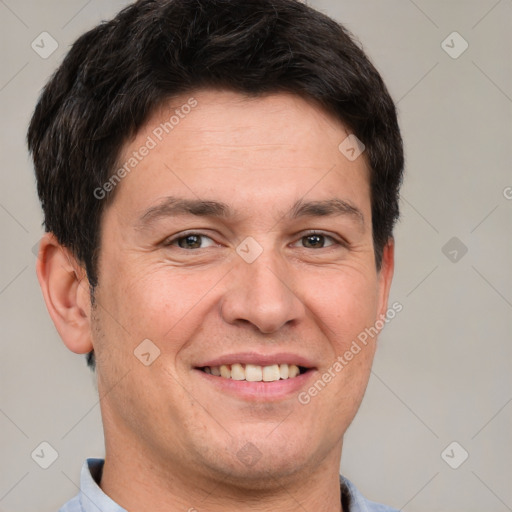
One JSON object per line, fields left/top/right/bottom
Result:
{"left": 219, "top": 248, "right": 305, "bottom": 334}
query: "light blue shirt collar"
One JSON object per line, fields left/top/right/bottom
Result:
{"left": 60, "top": 459, "right": 126, "bottom": 512}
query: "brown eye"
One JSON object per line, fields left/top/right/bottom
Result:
{"left": 178, "top": 235, "right": 202, "bottom": 249}
{"left": 166, "top": 233, "right": 216, "bottom": 249}
{"left": 302, "top": 234, "right": 325, "bottom": 248}
{"left": 296, "top": 233, "right": 337, "bottom": 249}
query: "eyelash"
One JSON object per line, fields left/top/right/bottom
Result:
{"left": 163, "top": 230, "right": 346, "bottom": 250}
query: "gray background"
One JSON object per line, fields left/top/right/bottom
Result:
{"left": 1, "top": 1, "right": 511, "bottom": 511}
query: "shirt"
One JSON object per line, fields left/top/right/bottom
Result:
{"left": 60, "top": 458, "right": 399, "bottom": 512}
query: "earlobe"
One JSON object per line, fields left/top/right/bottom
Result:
{"left": 36, "top": 233, "right": 93, "bottom": 354}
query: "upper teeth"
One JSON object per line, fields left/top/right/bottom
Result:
{"left": 204, "top": 363, "right": 301, "bottom": 381}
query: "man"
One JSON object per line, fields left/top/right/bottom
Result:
{"left": 28, "top": 0, "right": 403, "bottom": 510}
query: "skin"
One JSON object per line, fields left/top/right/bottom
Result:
{"left": 37, "top": 89, "right": 394, "bottom": 512}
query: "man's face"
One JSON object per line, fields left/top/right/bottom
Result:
{"left": 91, "top": 90, "right": 393, "bottom": 486}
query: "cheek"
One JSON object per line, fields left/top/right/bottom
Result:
{"left": 306, "top": 268, "right": 380, "bottom": 347}
{"left": 101, "top": 264, "right": 221, "bottom": 351}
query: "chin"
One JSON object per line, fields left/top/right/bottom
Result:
{"left": 195, "top": 430, "right": 322, "bottom": 490}
{"left": 205, "top": 456, "right": 309, "bottom": 492}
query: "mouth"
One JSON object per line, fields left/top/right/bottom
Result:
{"left": 194, "top": 353, "right": 317, "bottom": 400}
{"left": 198, "top": 363, "right": 310, "bottom": 382}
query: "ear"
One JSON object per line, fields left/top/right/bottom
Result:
{"left": 376, "top": 238, "right": 395, "bottom": 320}
{"left": 36, "top": 233, "right": 93, "bottom": 354}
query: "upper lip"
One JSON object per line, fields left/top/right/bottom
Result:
{"left": 196, "top": 352, "right": 316, "bottom": 369}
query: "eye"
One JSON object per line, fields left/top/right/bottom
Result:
{"left": 292, "top": 232, "right": 340, "bottom": 249}
{"left": 165, "top": 233, "right": 217, "bottom": 250}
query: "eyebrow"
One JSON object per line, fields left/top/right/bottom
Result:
{"left": 137, "top": 197, "right": 234, "bottom": 228}
{"left": 136, "top": 196, "right": 364, "bottom": 228}
{"left": 289, "top": 198, "right": 364, "bottom": 225}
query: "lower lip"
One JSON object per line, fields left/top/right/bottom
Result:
{"left": 194, "top": 369, "right": 316, "bottom": 401}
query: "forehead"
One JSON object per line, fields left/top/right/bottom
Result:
{"left": 109, "top": 89, "right": 370, "bottom": 221}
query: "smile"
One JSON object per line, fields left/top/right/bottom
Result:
{"left": 200, "top": 363, "right": 308, "bottom": 381}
